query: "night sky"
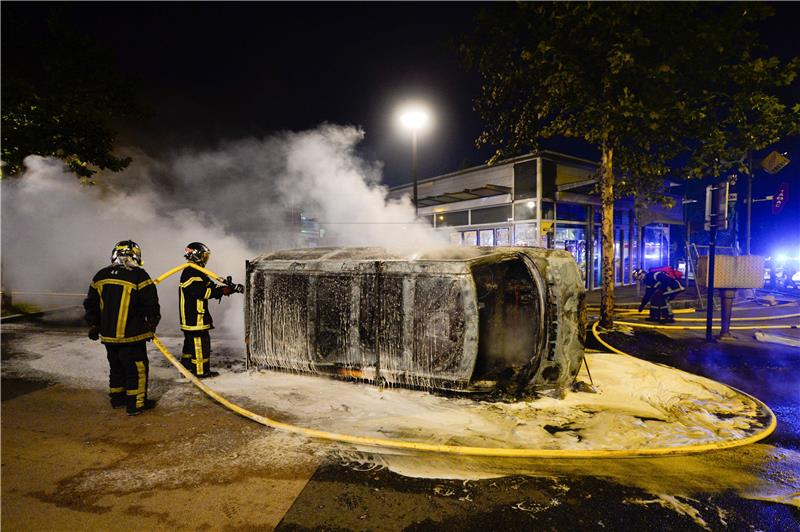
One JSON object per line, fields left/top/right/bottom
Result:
{"left": 3, "top": 1, "right": 799, "bottom": 191}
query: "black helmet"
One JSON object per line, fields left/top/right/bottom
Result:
{"left": 184, "top": 242, "right": 211, "bottom": 266}
{"left": 111, "top": 240, "right": 143, "bottom": 268}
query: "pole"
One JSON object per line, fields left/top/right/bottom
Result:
{"left": 412, "top": 129, "right": 419, "bottom": 218}
{"left": 705, "top": 183, "right": 720, "bottom": 342}
{"left": 746, "top": 151, "right": 753, "bottom": 255}
{"left": 706, "top": 223, "right": 717, "bottom": 341}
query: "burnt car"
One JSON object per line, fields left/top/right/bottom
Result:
{"left": 245, "top": 247, "right": 585, "bottom": 396}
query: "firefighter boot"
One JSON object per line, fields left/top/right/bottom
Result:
{"left": 109, "top": 389, "right": 126, "bottom": 409}
{"left": 127, "top": 399, "right": 156, "bottom": 416}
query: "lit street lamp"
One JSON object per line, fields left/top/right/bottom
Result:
{"left": 398, "top": 105, "right": 431, "bottom": 217}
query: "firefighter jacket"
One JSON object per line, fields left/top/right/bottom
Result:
{"left": 179, "top": 265, "right": 225, "bottom": 332}
{"left": 84, "top": 265, "right": 161, "bottom": 344}
{"left": 640, "top": 270, "right": 685, "bottom": 307}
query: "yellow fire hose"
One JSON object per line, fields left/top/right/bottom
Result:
{"left": 613, "top": 320, "right": 799, "bottom": 331}
{"left": 148, "top": 263, "right": 777, "bottom": 458}
{"left": 588, "top": 309, "right": 800, "bottom": 322}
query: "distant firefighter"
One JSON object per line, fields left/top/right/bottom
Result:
{"left": 633, "top": 266, "right": 685, "bottom": 324}
{"left": 179, "top": 242, "right": 243, "bottom": 378}
{"left": 84, "top": 240, "right": 161, "bottom": 416}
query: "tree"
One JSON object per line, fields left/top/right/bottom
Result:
{"left": 1, "top": 6, "right": 142, "bottom": 179}
{"left": 461, "top": 2, "right": 798, "bottom": 328}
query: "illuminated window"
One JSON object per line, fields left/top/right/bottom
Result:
{"left": 495, "top": 227, "right": 511, "bottom": 246}
{"left": 514, "top": 223, "right": 538, "bottom": 246}
{"left": 479, "top": 229, "right": 495, "bottom": 246}
{"left": 463, "top": 231, "right": 478, "bottom": 246}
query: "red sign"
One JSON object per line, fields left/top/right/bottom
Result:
{"left": 772, "top": 182, "right": 789, "bottom": 215}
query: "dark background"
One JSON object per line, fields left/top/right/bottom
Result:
{"left": 2, "top": 1, "right": 799, "bottom": 234}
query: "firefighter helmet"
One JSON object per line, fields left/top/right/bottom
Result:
{"left": 184, "top": 242, "right": 211, "bottom": 266}
{"left": 632, "top": 268, "right": 647, "bottom": 282}
{"left": 111, "top": 240, "right": 143, "bottom": 268}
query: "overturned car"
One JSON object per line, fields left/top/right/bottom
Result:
{"left": 245, "top": 247, "right": 585, "bottom": 396}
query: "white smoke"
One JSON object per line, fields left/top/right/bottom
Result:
{"left": 1, "top": 124, "right": 446, "bottom": 336}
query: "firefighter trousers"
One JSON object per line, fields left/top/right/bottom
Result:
{"left": 105, "top": 341, "right": 149, "bottom": 413}
{"left": 182, "top": 330, "right": 212, "bottom": 376}
{"left": 648, "top": 291, "right": 674, "bottom": 322}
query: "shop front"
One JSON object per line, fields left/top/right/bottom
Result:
{"left": 391, "top": 151, "right": 682, "bottom": 290}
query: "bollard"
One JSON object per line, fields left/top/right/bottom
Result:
{"left": 718, "top": 288, "right": 736, "bottom": 340}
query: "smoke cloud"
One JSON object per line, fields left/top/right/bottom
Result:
{"left": 1, "top": 124, "right": 445, "bottom": 335}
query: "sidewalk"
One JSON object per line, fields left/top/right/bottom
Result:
{"left": 586, "top": 282, "right": 699, "bottom": 308}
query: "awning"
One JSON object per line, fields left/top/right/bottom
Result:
{"left": 417, "top": 184, "right": 511, "bottom": 207}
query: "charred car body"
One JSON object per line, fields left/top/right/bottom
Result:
{"left": 245, "top": 247, "right": 586, "bottom": 397}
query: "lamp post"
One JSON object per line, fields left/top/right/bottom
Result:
{"left": 398, "top": 106, "right": 430, "bottom": 217}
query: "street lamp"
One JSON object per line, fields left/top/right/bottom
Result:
{"left": 398, "top": 105, "right": 431, "bottom": 217}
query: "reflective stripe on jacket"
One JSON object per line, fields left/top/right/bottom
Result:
{"left": 84, "top": 265, "right": 160, "bottom": 343}
{"left": 179, "top": 264, "right": 224, "bottom": 331}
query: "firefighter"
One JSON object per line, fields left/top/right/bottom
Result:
{"left": 179, "top": 242, "right": 243, "bottom": 378}
{"left": 84, "top": 240, "right": 160, "bottom": 416}
{"left": 634, "top": 266, "right": 685, "bottom": 323}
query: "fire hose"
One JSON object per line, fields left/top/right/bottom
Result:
{"left": 148, "top": 263, "right": 776, "bottom": 458}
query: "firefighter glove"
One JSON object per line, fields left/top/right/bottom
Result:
{"left": 88, "top": 326, "right": 100, "bottom": 341}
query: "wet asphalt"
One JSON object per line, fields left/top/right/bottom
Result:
{"left": 275, "top": 299, "right": 800, "bottom": 531}
{"left": 2, "top": 302, "right": 799, "bottom": 530}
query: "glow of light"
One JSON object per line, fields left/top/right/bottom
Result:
{"left": 398, "top": 105, "right": 430, "bottom": 131}
{"left": 776, "top": 253, "right": 787, "bottom": 263}
{"left": 644, "top": 253, "right": 660, "bottom": 259}
{"left": 526, "top": 201, "right": 535, "bottom": 209}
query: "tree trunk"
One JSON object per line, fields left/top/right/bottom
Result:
{"left": 599, "top": 145, "right": 615, "bottom": 329}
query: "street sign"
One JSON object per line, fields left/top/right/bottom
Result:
{"left": 761, "top": 151, "right": 790, "bottom": 175}
{"left": 772, "top": 182, "right": 789, "bottom": 215}
{"left": 705, "top": 181, "right": 729, "bottom": 231}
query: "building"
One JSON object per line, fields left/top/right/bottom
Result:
{"left": 388, "top": 151, "right": 683, "bottom": 289}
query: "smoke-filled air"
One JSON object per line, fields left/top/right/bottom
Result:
{"left": 1, "top": 124, "right": 446, "bottom": 334}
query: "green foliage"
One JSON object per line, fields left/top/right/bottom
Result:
{"left": 1, "top": 7, "right": 142, "bottom": 179}
{"left": 461, "top": 2, "right": 799, "bottom": 200}
{"left": 682, "top": 53, "right": 800, "bottom": 179}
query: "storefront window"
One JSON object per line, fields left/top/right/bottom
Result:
{"left": 593, "top": 224, "right": 602, "bottom": 287}
{"left": 496, "top": 227, "right": 511, "bottom": 246}
{"left": 514, "top": 223, "right": 538, "bottom": 247}
{"left": 436, "top": 210, "right": 469, "bottom": 227}
{"left": 479, "top": 229, "right": 495, "bottom": 246}
{"left": 513, "top": 201, "right": 536, "bottom": 221}
{"left": 513, "top": 160, "right": 538, "bottom": 200}
{"left": 557, "top": 203, "right": 588, "bottom": 222}
{"left": 555, "top": 226, "right": 587, "bottom": 281}
{"left": 615, "top": 228, "right": 627, "bottom": 284}
{"left": 463, "top": 230, "right": 478, "bottom": 246}
{"left": 450, "top": 232, "right": 463, "bottom": 246}
{"left": 471, "top": 205, "right": 512, "bottom": 225}
{"left": 541, "top": 200, "right": 555, "bottom": 220}
{"left": 643, "top": 225, "right": 670, "bottom": 270}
